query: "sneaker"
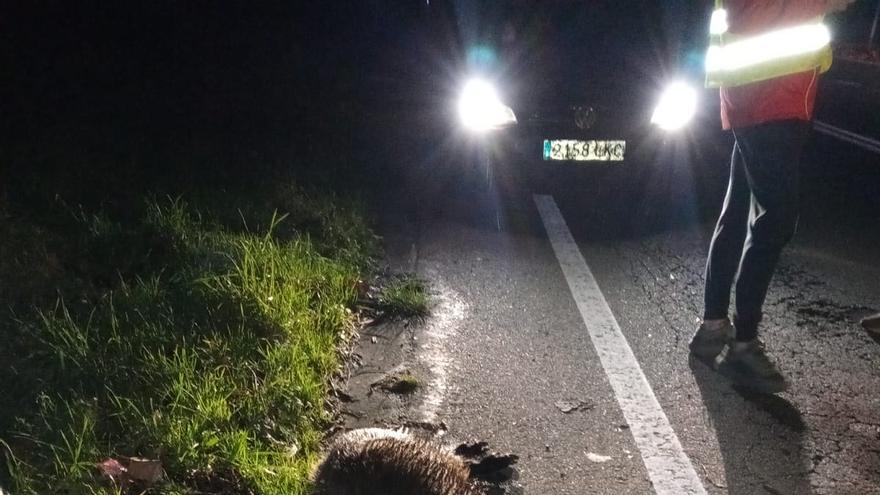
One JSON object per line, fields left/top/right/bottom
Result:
{"left": 689, "top": 319, "right": 733, "bottom": 365}
{"left": 715, "top": 339, "right": 789, "bottom": 394}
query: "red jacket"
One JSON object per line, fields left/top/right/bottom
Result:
{"left": 720, "top": 1, "right": 831, "bottom": 130}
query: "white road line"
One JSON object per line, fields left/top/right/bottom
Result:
{"left": 534, "top": 194, "right": 707, "bottom": 495}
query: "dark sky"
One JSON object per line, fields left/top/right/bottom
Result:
{"left": 1, "top": 3, "right": 386, "bottom": 137}
{"left": 0, "top": 2, "right": 689, "bottom": 112}
{"left": 1, "top": 1, "right": 874, "bottom": 143}
{"left": 0, "top": 2, "right": 399, "bottom": 194}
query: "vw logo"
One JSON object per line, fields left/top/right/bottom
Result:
{"left": 574, "top": 106, "right": 597, "bottom": 130}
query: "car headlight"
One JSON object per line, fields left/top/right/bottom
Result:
{"left": 458, "top": 79, "right": 517, "bottom": 132}
{"left": 651, "top": 81, "right": 698, "bottom": 131}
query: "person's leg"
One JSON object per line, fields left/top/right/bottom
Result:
{"left": 691, "top": 141, "right": 750, "bottom": 362}
{"left": 713, "top": 120, "right": 808, "bottom": 394}
{"left": 731, "top": 120, "right": 809, "bottom": 341}
{"left": 703, "top": 142, "right": 751, "bottom": 321}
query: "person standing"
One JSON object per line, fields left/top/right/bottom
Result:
{"left": 689, "top": 0, "right": 857, "bottom": 393}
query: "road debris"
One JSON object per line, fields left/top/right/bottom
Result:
{"left": 783, "top": 296, "right": 873, "bottom": 326}
{"left": 96, "top": 456, "right": 164, "bottom": 490}
{"left": 861, "top": 311, "right": 880, "bottom": 334}
{"left": 370, "top": 372, "right": 420, "bottom": 394}
{"left": 126, "top": 457, "right": 163, "bottom": 484}
{"left": 97, "top": 458, "right": 126, "bottom": 483}
{"left": 586, "top": 452, "right": 613, "bottom": 463}
{"left": 554, "top": 399, "right": 594, "bottom": 413}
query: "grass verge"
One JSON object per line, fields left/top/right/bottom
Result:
{"left": 0, "top": 185, "right": 380, "bottom": 494}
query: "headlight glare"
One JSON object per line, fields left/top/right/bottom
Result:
{"left": 651, "top": 81, "right": 698, "bottom": 131}
{"left": 458, "top": 79, "right": 517, "bottom": 131}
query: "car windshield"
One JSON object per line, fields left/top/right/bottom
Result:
{"left": 446, "top": 0, "right": 707, "bottom": 106}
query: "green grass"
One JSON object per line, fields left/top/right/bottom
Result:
{"left": 0, "top": 187, "right": 380, "bottom": 494}
{"left": 370, "top": 370, "right": 421, "bottom": 395}
{"left": 382, "top": 372, "right": 421, "bottom": 395}
{"left": 377, "top": 275, "right": 429, "bottom": 320}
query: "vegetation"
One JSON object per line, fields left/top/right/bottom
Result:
{"left": 371, "top": 371, "right": 421, "bottom": 396}
{"left": 0, "top": 183, "right": 381, "bottom": 494}
{"left": 386, "top": 372, "right": 422, "bottom": 395}
{"left": 376, "top": 275, "right": 430, "bottom": 320}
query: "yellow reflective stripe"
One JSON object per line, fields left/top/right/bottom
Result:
{"left": 706, "top": 45, "right": 831, "bottom": 88}
{"left": 705, "top": 15, "right": 833, "bottom": 88}
{"left": 706, "top": 22, "right": 830, "bottom": 72}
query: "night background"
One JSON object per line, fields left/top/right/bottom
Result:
{"left": 1, "top": 2, "right": 390, "bottom": 202}
{"left": 0, "top": 1, "right": 698, "bottom": 195}
{"left": 2, "top": 1, "right": 874, "bottom": 199}
{"left": 1, "top": 1, "right": 879, "bottom": 494}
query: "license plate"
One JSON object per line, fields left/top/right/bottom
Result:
{"left": 543, "top": 139, "right": 626, "bottom": 161}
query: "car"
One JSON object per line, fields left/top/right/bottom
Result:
{"left": 417, "top": 0, "right": 728, "bottom": 230}
{"left": 813, "top": 44, "right": 880, "bottom": 154}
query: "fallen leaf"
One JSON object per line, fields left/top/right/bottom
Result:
{"left": 127, "top": 457, "right": 163, "bottom": 484}
{"left": 554, "top": 399, "right": 594, "bottom": 414}
{"left": 97, "top": 458, "right": 127, "bottom": 480}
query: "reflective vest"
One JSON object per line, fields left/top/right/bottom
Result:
{"left": 705, "top": 0, "right": 833, "bottom": 88}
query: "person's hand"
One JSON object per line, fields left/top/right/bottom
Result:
{"left": 824, "top": 0, "right": 857, "bottom": 13}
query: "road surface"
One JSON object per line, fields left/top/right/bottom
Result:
{"left": 370, "top": 117, "right": 880, "bottom": 494}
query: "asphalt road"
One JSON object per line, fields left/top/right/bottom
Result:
{"left": 376, "top": 122, "right": 880, "bottom": 494}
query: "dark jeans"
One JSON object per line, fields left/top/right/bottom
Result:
{"left": 703, "top": 119, "right": 810, "bottom": 341}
